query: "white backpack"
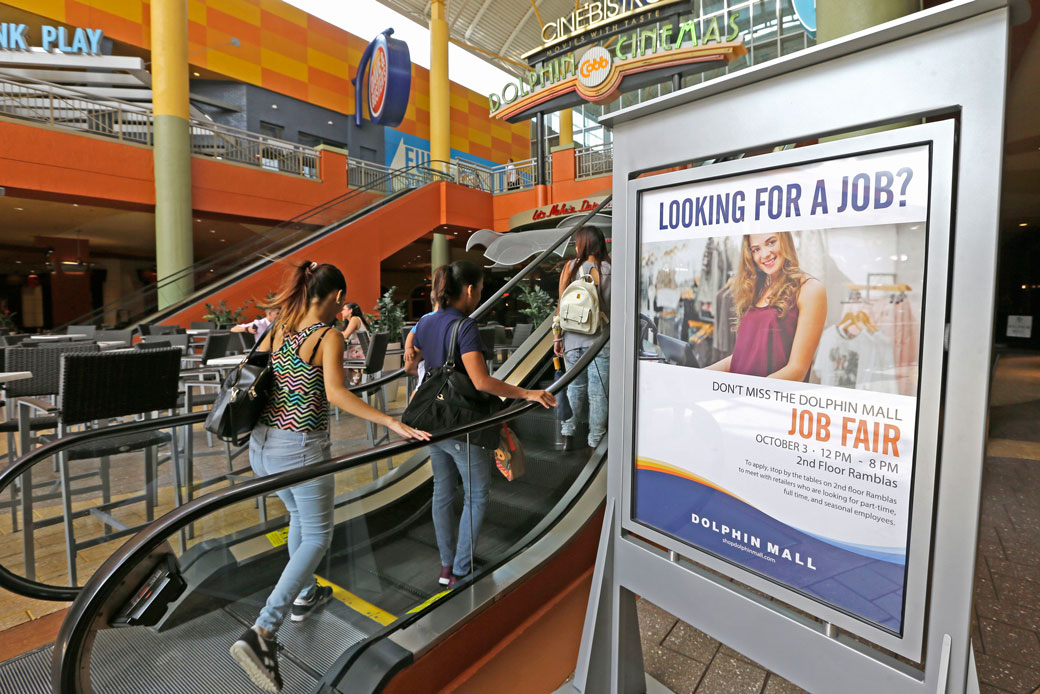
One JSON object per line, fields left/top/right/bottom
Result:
{"left": 559, "top": 262, "right": 603, "bottom": 335}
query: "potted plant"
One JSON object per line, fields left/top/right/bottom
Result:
{"left": 367, "top": 287, "right": 406, "bottom": 370}
{"left": 202, "top": 299, "right": 251, "bottom": 328}
{"left": 517, "top": 281, "right": 555, "bottom": 326}
{"left": 0, "top": 308, "right": 17, "bottom": 332}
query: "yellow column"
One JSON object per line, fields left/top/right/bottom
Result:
{"left": 429, "top": 0, "right": 450, "bottom": 173}
{"left": 559, "top": 109, "right": 574, "bottom": 147}
{"left": 151, "top": 0, "right": 194, "bottom": 308}
{"left": 429, "top": 0, "right": 450, "bottom": 270}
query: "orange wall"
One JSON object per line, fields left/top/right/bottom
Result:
{"left": 1, "top": 0, "right": 530, "bottom": 164}
{"left": 0, "top": 120, "right": 374, "bottom": 222}
{"left": 163, "top": 181, "right": 493, "bottom": 326}
{"left": 489, "top": 148, "right": 611, "bottom": 232}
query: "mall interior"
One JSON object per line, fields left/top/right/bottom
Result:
{"left": 0, "top": 0, "right": 1037, "bottom": 692}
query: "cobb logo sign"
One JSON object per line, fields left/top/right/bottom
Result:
{"left": 577, "top": 47, "right": 612, "bottom": 88}
{"left": 368, "top": 43, "right": 388, "bottom": 118}
{"left": 352, "top": 29, "right": 411, "bottom": 128}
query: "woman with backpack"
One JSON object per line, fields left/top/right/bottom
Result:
{"left": 410, "top": 260, "right": 556, "bottom": 588}
{"left": 555, "top": 226, "right": 611, "bottom": 451}
{"left": 231, "top": 260, "right": 429, "bottom": 693}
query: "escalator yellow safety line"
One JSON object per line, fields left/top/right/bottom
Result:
{"left": 265, "top": 528, "right": 398, "bottom": 626}
{"left": 314, "top": 576, "right": 398, "bottom": 626}
{"left": 406, "top": 589, "right": 452, "bottom": 614}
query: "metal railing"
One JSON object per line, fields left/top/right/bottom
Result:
{"left": 448, "top": 157, "right": 554, "bottom": 195}
{"left": 576, "top": 142, "right": 614, "bottom": 179}
{"left": 346, "top": 159, "right": 440, "bottom": 193}
{"left": 189, "top": 121, "right": 318, "bottom": 178}
{"left": 0, "top": 74, "right": 321, "bottom": 180}
{"left": 57, "top": 163, "right": 453, "bottom": 331}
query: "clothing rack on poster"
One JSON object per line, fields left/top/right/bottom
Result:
{"left": 846, "top": 272, "right": 912, "bottom": 301}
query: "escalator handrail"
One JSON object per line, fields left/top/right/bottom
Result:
{"left": 1, "top": 192, "right": 611, "bottom": 599}
{"left": 0, "top": 367, "right": 408, "bottom": 601}
{"left": 57, "top": 163, "right": 453, "bottom": 331}
{"left": 336, "top": 193, "right": 610, "bottom": 417}
{"left": 471, "top": 195, "right": 612, "bottom": 323}
{"left": 52, "top": 331, "right": 608, "bottom": 694}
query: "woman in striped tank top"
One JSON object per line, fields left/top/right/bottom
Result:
{"left": 231, "top": 261, "right": 429, "bottom": 693}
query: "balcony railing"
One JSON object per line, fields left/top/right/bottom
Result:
{"left": 0, "top": 74, "right": 321, "bottom": 180}
{"left": 576, "top": 142, "right": 613, "bottom": 180}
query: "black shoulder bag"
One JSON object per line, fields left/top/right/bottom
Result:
{"left": 402, "top": 319, "right": 503, "bottom": 449}
{"left": 204, "top": 325, "right": 275, "bottom": 446}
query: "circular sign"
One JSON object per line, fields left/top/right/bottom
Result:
{"left": 368, "top": 41, "right": 389, "bottom": 119}
{"left": 577, "top": 46, "right": 612, "bottom": 90}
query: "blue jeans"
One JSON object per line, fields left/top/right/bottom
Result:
{"left": 249, "top": 422, "right": 334, "bottom": 634}
{"left": 562, "top": 343, "right": 610, "bottom": 446}
{"left": 429, "top": 439, "right": 491, "bottom": 576}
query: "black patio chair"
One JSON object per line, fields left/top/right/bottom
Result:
{"left": 17, "top": 347, "right": 183, "bottom": 585}
{"left": 0, "top": 342, "right": 100, "bottom": 558}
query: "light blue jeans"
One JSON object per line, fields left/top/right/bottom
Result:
{"left": 249, "top": 422, "right": 334, "bottom": 634}
{"left": 562, "top": 343, "right": 610, "bottom": 447}
{"left": 429, "top": 439, "right": 491, "bottom": 577}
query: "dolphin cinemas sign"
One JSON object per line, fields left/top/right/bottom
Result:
{"left": 490, "top": 1, "right": 746, "bottom": 122}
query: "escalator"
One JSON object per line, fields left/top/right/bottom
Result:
{"left": 0, "top": 199, "right": 611, "bottom": 693}
{"left": 59, "top": 163, "right": 454, "bottom": 330}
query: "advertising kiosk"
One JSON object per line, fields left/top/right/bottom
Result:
{"left": 569, "top": 1, "right": 1017, "bottom": 692}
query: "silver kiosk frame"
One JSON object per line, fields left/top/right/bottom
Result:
{"left": 571, "top": 1, "right": 1014, "bottom": 692}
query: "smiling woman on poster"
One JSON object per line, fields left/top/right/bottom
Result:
{"left": 707, "top": 232, "right": 826, "bottom": 380}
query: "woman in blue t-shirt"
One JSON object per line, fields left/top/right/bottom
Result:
{"left": 411, "top": 260, "right": 556, "bottom": 587}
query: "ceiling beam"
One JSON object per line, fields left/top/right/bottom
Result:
{"left": 450, "top": 0, "right": 474, "bottom": 30}
{"left": 530, "top": 0, "right": 546, "bottom": 29}
{"left": 449, "top": 36, "right": 534, "bottom": 72}
{"left": 500, "top": 0, "right": 545, "bottom": 57}
{"left": 465, "top": 0, "right": 496, "bottom": 41}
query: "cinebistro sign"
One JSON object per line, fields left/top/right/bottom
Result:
{"left": 490, "top": 14, "right": 746, "bottom": 121}
{"left": 0, "top": 24, "right": 104, "bottom": 54}
{"left": 541, "top": 0, "right": 681, "bottom": 46}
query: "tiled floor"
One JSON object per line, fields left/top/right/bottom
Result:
{"left": 635, "top": 353, "right": 1040, "bottom": 694}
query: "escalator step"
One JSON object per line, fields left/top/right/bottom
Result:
{"left": 225, "top": 589, "right": 376, "bottom": 675}
{"left": 89, "top": 609, "right": 315, "bottom": 693}
{"left": 0, "top": 645, "right": 50, "bottom": 694}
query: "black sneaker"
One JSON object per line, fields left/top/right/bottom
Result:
{"left": 290, "top": 584, "right": 333, "bottom": 622}
{"left": 230, "top": 626, "right": 283, "bottom": 692}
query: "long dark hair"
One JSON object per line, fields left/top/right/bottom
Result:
{"left": 433, "top": 260, "right": 483, "bottom": 309}
{"left": 273, "top": 260, "right": 346, "bottom": 332}
{"left": 567, "top": 225, "right": 608, "bottom": 282}
{"left": 344, "top": 302, "right": 368, "bottom": 329}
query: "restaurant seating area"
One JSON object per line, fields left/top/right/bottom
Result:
{"left": 0, "top": 323, "right": 417, "bottom": 632}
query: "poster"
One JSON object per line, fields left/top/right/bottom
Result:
{"left": 633, "top": 145, "right": 930, "bottom": 633}
{"left": 1007, "top": 315, "right": 1032, "bottom": 339}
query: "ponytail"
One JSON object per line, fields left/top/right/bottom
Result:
{"left": 345, "top": 302, "right": 368, "bottom": 329}
{"left": 433, "top": 260, "right": 482, "bottom": 309}
{"left": 273, "top": 260, "right": 347, "bottom": 332}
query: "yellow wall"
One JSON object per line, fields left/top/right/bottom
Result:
{"left": 2, "top": 0, "right": 530, "bottom": 163}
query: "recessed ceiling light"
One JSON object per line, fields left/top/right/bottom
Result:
{"left": 193, "top": 71, "right": 200, "bottom": 77}
{"left": 271, "top": 104, "right": 278, "bottom": 109}
{"left": 220, "top": 238, "right": 226, "bottom": 242}
{"left": 1019, "top": 222, "right": 1028, "bottom": 227}
{"left": 72, "top": 203, "right": 79, "bottom": 207}
{"left": 327, "top": 120, "right": 334, "bottom": 125}
{"left": 209, "top": 229, "right": 216, "bottom": 233}
{"left": 14, "top": 207, "right": 23, "bottom": 211}
{"left": 195, "top": 218, "right": 201, "bottom": 222}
